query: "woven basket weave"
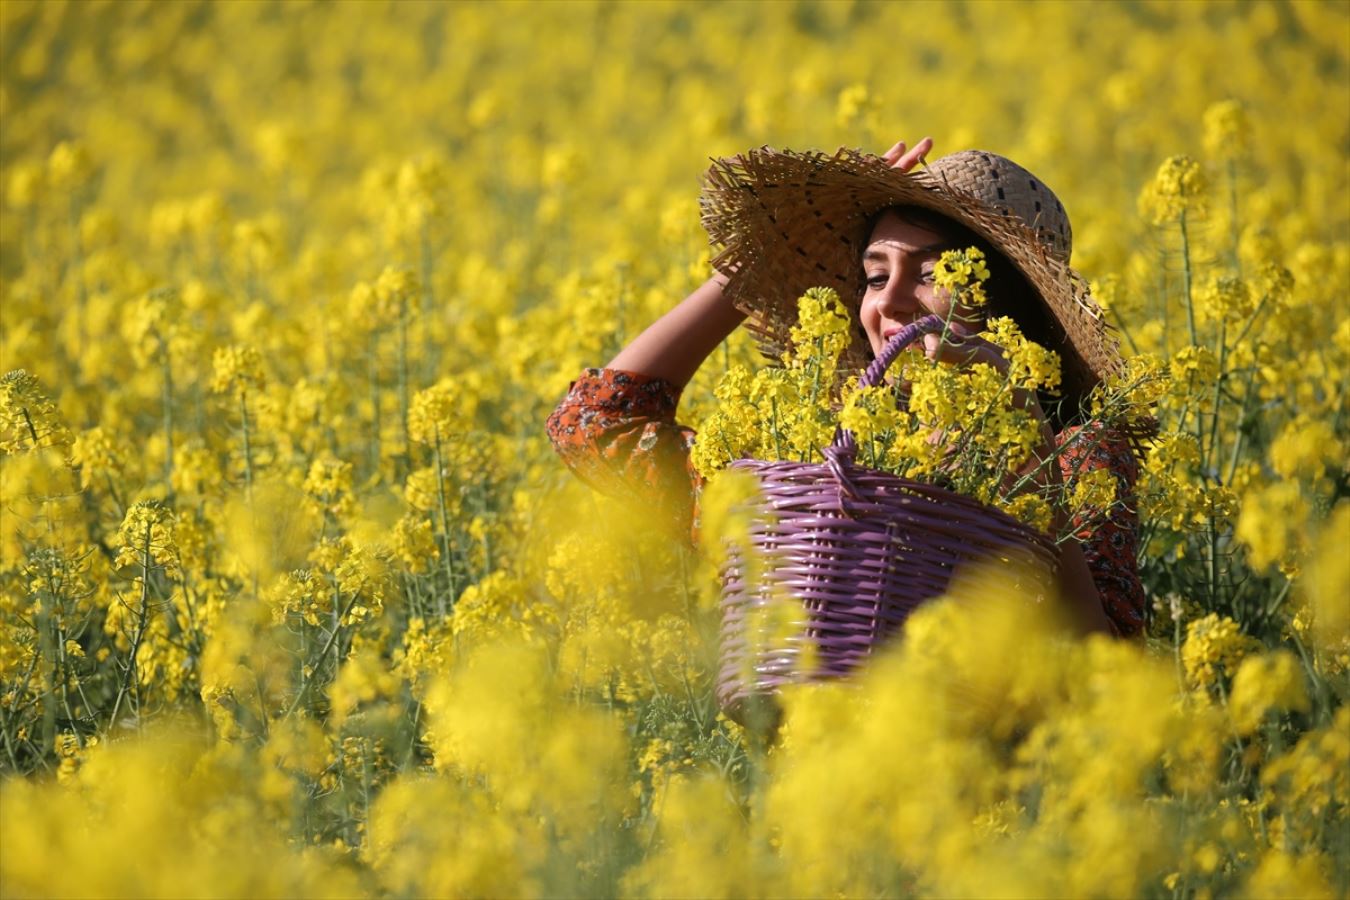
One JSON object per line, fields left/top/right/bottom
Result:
{"left": 716, "top": 315, "right": 1059, "bottom": 723}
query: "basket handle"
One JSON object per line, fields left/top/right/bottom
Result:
{"left": 823, "top": 313, "right": 947, "bottom": 501}
{"left": 831, "top": 313, "right": 947, "bottom": 457}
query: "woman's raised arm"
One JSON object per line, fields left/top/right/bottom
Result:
{"left": 604, "top": 271, "right": 743, "bottom": 389}
{"left": 604, "top": 138, "right": 932, "bottom": 388}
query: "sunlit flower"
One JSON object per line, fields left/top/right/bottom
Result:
{"left": 1227, "top": 650, "right": 1309, "bottom": 735}
{"left": 1202, "top": 99, "right": 1252, "bottom": 163}
{"left": 1138, "top": 155, "right": 1209, "bottom": 224}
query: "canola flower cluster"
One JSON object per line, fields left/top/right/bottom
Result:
{"left": 694, "top": 257, "right": 1087, "bottom": 535}
{"left": 1, "top": 2, "right": 1348, "bottom": 897}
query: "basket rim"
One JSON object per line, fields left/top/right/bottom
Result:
{"left": 725, "top": 455, "right": 1058, "bottom": 553}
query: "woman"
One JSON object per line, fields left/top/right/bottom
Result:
{"left": 547, "top": 138, "right": 1145, "bottom": 637}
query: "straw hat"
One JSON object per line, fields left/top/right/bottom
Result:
{"left": 699, "top": 146, "right": 1124, "bottom": 408}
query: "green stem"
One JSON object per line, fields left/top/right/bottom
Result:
{"left": 20, "top": 407, "right": 41, "bottom": 448}
{"left": 368, "top": 332, "right": 382, "bottom": 475}
{"left": 1178, "top": 210, "right": 1206, "bottom": 461}
{"left": 1180, "top": 210, "right": 1198, "bottom": 349}
{"left": 239, "top": 389, "right": 254, "bottom": 501}
{"left": 769, "top": 396, "right": 784, "bottom": 461}
{"left": 420, "top": 223, "right": 436, "bottom": 385}
{"left": 1205, "top": 320, "right": 1228, "bottom": 476}
{"left": 162, "top": 346, "right": 175, "bottom": 488}
{"left": 433, "top": 436, "right": 457, "bottom": 615}
{"left": 397, "top": 300, "right": 410, "bottom": 460}
{"left": 284, "top": 591, "right": 361, "bottom": 719}
{"left": 37, "top": 581, "right": 57, "bottom": 761}
{"left": 1158, "top": 261, "right": 1171, "bottom": 357}
{"left": 1227, "top": 159, "right": 1241, "bottom": 274}
{"left": 108, "top": 524, "right": 153, "bottom": 731}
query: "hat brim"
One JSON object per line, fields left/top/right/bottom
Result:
{"left": 699, "top": 147, "right": 1124, "bottom": 406}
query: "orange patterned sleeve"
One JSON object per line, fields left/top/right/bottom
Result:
{"left": 1056, "top": 423, "right": 1147, "bottom": 637}
{"left": 545, "top": 367, "right": 703, "bottom": 539}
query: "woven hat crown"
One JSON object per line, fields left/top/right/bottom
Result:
{"left": 925, "top": 150, "right": 1073, "bottom": 265}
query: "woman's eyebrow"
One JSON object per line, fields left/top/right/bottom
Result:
{"left": 863, "top": 242, "right": 949, "bottom": 263}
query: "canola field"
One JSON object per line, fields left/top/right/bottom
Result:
{"left": 1, "top": 1, "right": 1348, "bottom": 897}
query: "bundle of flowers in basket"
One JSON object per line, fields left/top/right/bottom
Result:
{"left": 691, "top": 253, "right": 1127, "bottom": 722}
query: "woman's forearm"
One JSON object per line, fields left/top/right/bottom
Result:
{"left": 1057, "top": 541, "right": 1113, "bottom": 635}
{"left": 605, "top": 273, "right": 745, "bottom": 389}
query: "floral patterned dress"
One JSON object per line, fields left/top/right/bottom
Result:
{"left": 546, "top": 367, "right": 1147, "bottom": 636}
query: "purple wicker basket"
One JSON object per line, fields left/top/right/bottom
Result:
{"left": 716, "top": 315, "right": 1059, "bottom": 723}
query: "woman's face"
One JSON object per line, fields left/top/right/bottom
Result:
{"left": 859, "top": 210, "right": 960, "bottom": 357}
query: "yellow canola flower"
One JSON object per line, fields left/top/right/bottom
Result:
{"left": 2, "top": 3, "right": 1349, "bottom": 895}
{"left": 1088, "top": 353, "right": 1169, "bottom": 427}
{"left": 834, "top": 82, "right": 878, "bottom": 135}
{"left": 6, "top": 158, "right": 46, "bottom": 208}
{"left": 1197, "top": 274, "right": 1254, "bottom": 323}
{"left": 301, "top": 454, "right": 354, "bottom": 518}
{"left": 210, "top": 345, "right": 266, "bottom": 396}
{"left": 264, "top": 567, "right": 325, "bottom": 627}
{"left": 1243, "top": 850, "right": 1336, "bottom": 900}
{"left": 1235, "top": 480, "right": 1311, "bottom": 572}
{"left": 1067, "top": 466, "right": 1119, "bottom": 524}
{"left": 786, "top": 285, "right": 851, "bottom": 369}
{"left": 1181, "top": 613, "right": 1261, "bottom": 691}
{"left": 933, "top": 245, "right": 991, "bottom": 301}
{"left": 114, "top": 500, "right": 179, "bottom": 576}
{"left": 1139, "top": 155, "right": 1209, "bottom": 225}
{"left": 374, "top": 265, "right": 419, "bottom": 313}
{"left": 1227, "top": 650, "right": 1310, "bottom": 735}
{"left": 695, "top": 288, "right": 851, "bottom": 471}
{"left": 1259, "top": 706, "right": 1350, "bottom": 824}
{"left": 69, "top": 425, "right": 126, "bottom": 490}
{"left": 1297, "top": 502, "right": 1350, "bottom": 656}
{"left": 450, "top": 570, "right": 548, "bottom": 646}
{"left": 402, "top": 465, "right": 443, "bottom": 513}
{"left": 1169, "top": 345, "right": 1219, "bottom": 394}
{"left": 0, "top": 369, "right": 72, "bottom": 453}
{"left": 47, "top": 139, "right": 93, "bottom": 192}
{"left": 982, "top": 315, "right": 1062, "bottom": 392}
{"left": 328, "top": 642, "right": 401, "bottom": 727}
{"left": 1268, "top": 416, "right": 1343, "bottom": 480}
{"left": 1202, "top": 99, "right": 1253, "bottom": 163}
{"left": 332, "top": 540, "right": 389, "bottom": 627}
{"left": 622, "top": 773, "right": 756, "bottom": 898}
{"left": 0, "top": 726, "right": 362, "bottom": 898}
{"left": 838, "top": 383, "right": 903, "bottom": 451}
{"left": 390, "top": 513, "right": 438, "bottom": 574}
{"left": 408, "top": 379, "right": 475, "bottom": 447}
{"left": 423, "top": 639, "right": 632, "bottom": 837}
{"left": 367, "top": 774, "right": 547, "bottom": 898}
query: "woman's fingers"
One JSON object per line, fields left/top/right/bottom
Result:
{"left": 882, "top": 137, "right": 933, "bottom": 171}
{"left": 922, "top": 328, "right": 1005, "bottom": 369}
{"left": 893, "top": 136, "right": 933, "bottom": 171}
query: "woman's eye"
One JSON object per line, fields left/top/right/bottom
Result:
{"left": 918, "top": 269, "right": 936, "bottom": 284}
{"left": 865, "top": 273, "right": 888, "bottom": 288}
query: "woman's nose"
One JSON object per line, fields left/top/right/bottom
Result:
{"left": 875, "top": 274, "right": 921, "bottom": 318}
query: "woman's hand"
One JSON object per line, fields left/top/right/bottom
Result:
{"left": 920, "top": 321, "right": 1008, "bottom": 371}
{"left": 881, "top": 137, "right": 934, "bottom": 172}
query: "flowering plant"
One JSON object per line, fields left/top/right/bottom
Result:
{"left": 693, "top": 247, "right": 1137, "bottom": 541}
